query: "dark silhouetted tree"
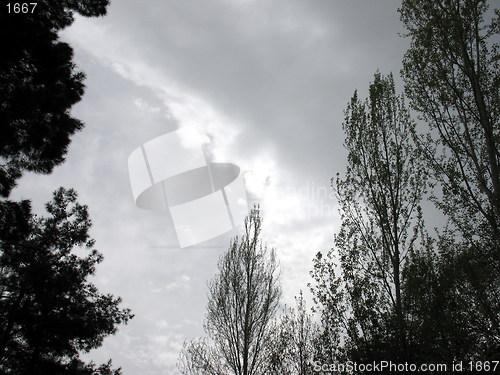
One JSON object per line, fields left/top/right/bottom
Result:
{"left": 310, "top": 73, "right": 429, "bottom": 365}
{"left": 269, "top": 291, "right": 317, "bottom": 375}
{"left": 0, "top": 0, "right": 109, "bottom": 197}
{"left": 178, "top": 210, "right": 281, "bottom": 375}
{"left": 0, "top": 188, "right": 133, "bottom": 374}
{"left": 0, "top": 1, "right": 134, "bottom": 373}
{"left": 400, "top": 0, "right": 499, "bottom": 361}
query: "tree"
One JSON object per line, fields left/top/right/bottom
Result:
{"left": 0, "top": 0, "right": 109, "bottom": 197}
{"left": 178, "top": 210, "right": 281, "bottom": 375}
{"left": 310, "top": 73, "right": 429, "bottom": 364}
{"left": 400, "top": 0, "right": 499, "bottom": 359}
{"left": 402, "top": 239, "right": 484, "bottom": 365}
{"left": 0, "top": 1, "right": 135, "bottom": 373}
{"left": 0, "top": 188, "right": 133, "bottom": 374}
{"left": 269, "top": 291, "right": 317, "bottom": 375}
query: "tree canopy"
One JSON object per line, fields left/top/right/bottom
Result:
{"left": 311, "top": 0, "right": 499, "bottom": 369}
{"left": 0, "top": 188, "right": 133, "bottom": 374}
{"left": 0, "top": 0, "right": 109, "bottom": 197}
{"left": 310, "top": 72, "right": 429, "bottom": 365}
{"left": 400, "top": 0, "right": 499, "bottom": 249}
{"left": 179, "top": 210, "right": 281, "bottom": 375}
{"left": 399, "top": 0, "right": 500, "bottom": 361}
{"left": 1, "top": 1, "right": 134, "bottom": 373}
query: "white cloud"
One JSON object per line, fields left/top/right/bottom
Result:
{"left": 63, "top": 16, "right": 244, "bottom": 166}
{"left": 134, "top": 97, "right": 160, "bottom": 113}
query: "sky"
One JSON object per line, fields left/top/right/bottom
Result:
{"left": 11, "top": 1, "right": 412, "bottom": 374}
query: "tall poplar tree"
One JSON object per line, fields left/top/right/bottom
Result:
{"left": 311, "top": 73, "right": 429, "bottom": 364}
{"left": 400, "top": 0, "right": 499, "bottom": 360}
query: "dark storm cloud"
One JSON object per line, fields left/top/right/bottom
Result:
{"left": 72, "top": 0, "right": 408, "bottom": 178}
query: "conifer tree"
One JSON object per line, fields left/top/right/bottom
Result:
{"left": 0, "top": 0, "right": 109, "bottom": 196}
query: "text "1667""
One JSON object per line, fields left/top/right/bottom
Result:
{"left": 6, "top": 3, "right": 38, "bottom": 13}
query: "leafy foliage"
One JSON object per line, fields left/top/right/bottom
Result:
{"left": 400, "top": 0, "right": 499, "bottom": 247}
{"left": 0, "top": 0, "right": 109, "bottom": 197}
{"left": 0, "top": 188, "right": 133, "bottom": 374}
{"left": 400, "top": 0, "right": 500, "bottom": 360}
{"left": 310, "top": 73, "right": 429, "bottom": 364}
{"left": 269, "top": 291, "right": 317, "bottom": 375}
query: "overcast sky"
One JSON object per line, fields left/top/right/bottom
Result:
{"left": 11, "top": 1, "right": 411, "bottom": 373}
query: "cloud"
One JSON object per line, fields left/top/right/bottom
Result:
{"left": 149, "top": 274, "right": 192, "bottom": 294}
{"left": 134, "top": 97, "right": 160, "bottom": 113}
